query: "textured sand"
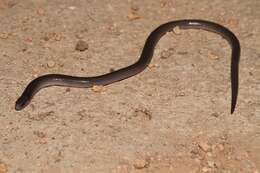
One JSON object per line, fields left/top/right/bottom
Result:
{"left": 0, "top": 0, "right": 259, "bottom": 172}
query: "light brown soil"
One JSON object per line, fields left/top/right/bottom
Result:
{"left": 0, "top": 0, "right": 259, "bottom": 172}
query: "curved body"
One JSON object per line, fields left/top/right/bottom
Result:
{"left": 15, "top": 19, "right": 240, "bottom": 113}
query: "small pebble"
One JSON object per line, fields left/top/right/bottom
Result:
{"left": 208, "top": 51, "right": 219, "bottom": 60}
{"left": 109, "top": 68, "right": 115, "bottom": 72}
{"left": 148, "top": 63, "right": 159, "bottom": 69}
{"left": 211, "top": 112, "right": 219, "bottom": 118}
{"left": 207, "top": 161, "right": 215, "bottom": 168}
{"left": 68, "top": 6, "right": 76, "bottom": 10}
{"left": 21, "top": 46, "right": 27, "bottom": 52}
{"left": 92, "top": 85, "right": 105, "bottom": 92}
{"left": 172, "top": 26, "right": 182, "bottom": 35}
{"left": 0, "top": 163, "right": 8, "bottom": 173}
{"left": 175, "top": 91, "right": 185, "bottom": 97}
{"left": 133, "top": 158, "right": 149, "bottom": 169}
{"left": 202, "top": 167, "right": 209, "bottom": 172}
{"left": 75, "top": 40, "right": 89, "bottom": 51}
{"left": 47, "top": 60, "right": 55, "bottom": 68}
{"left": 127, "top": 7, "right": 141, "bottom": 21}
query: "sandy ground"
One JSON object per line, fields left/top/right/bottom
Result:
{"left": 0, "top": 0, "right": 260, "bottom": 172}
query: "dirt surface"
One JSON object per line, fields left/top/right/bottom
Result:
{"left": 0, "top": 0, "right": 260, "bottom": 172}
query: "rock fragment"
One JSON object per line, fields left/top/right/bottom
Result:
{"left": 133, "top": 158, "right": 149, "bottom": 169}
{"left": 75, "top": 40, "right": 89, "bottom": 51}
